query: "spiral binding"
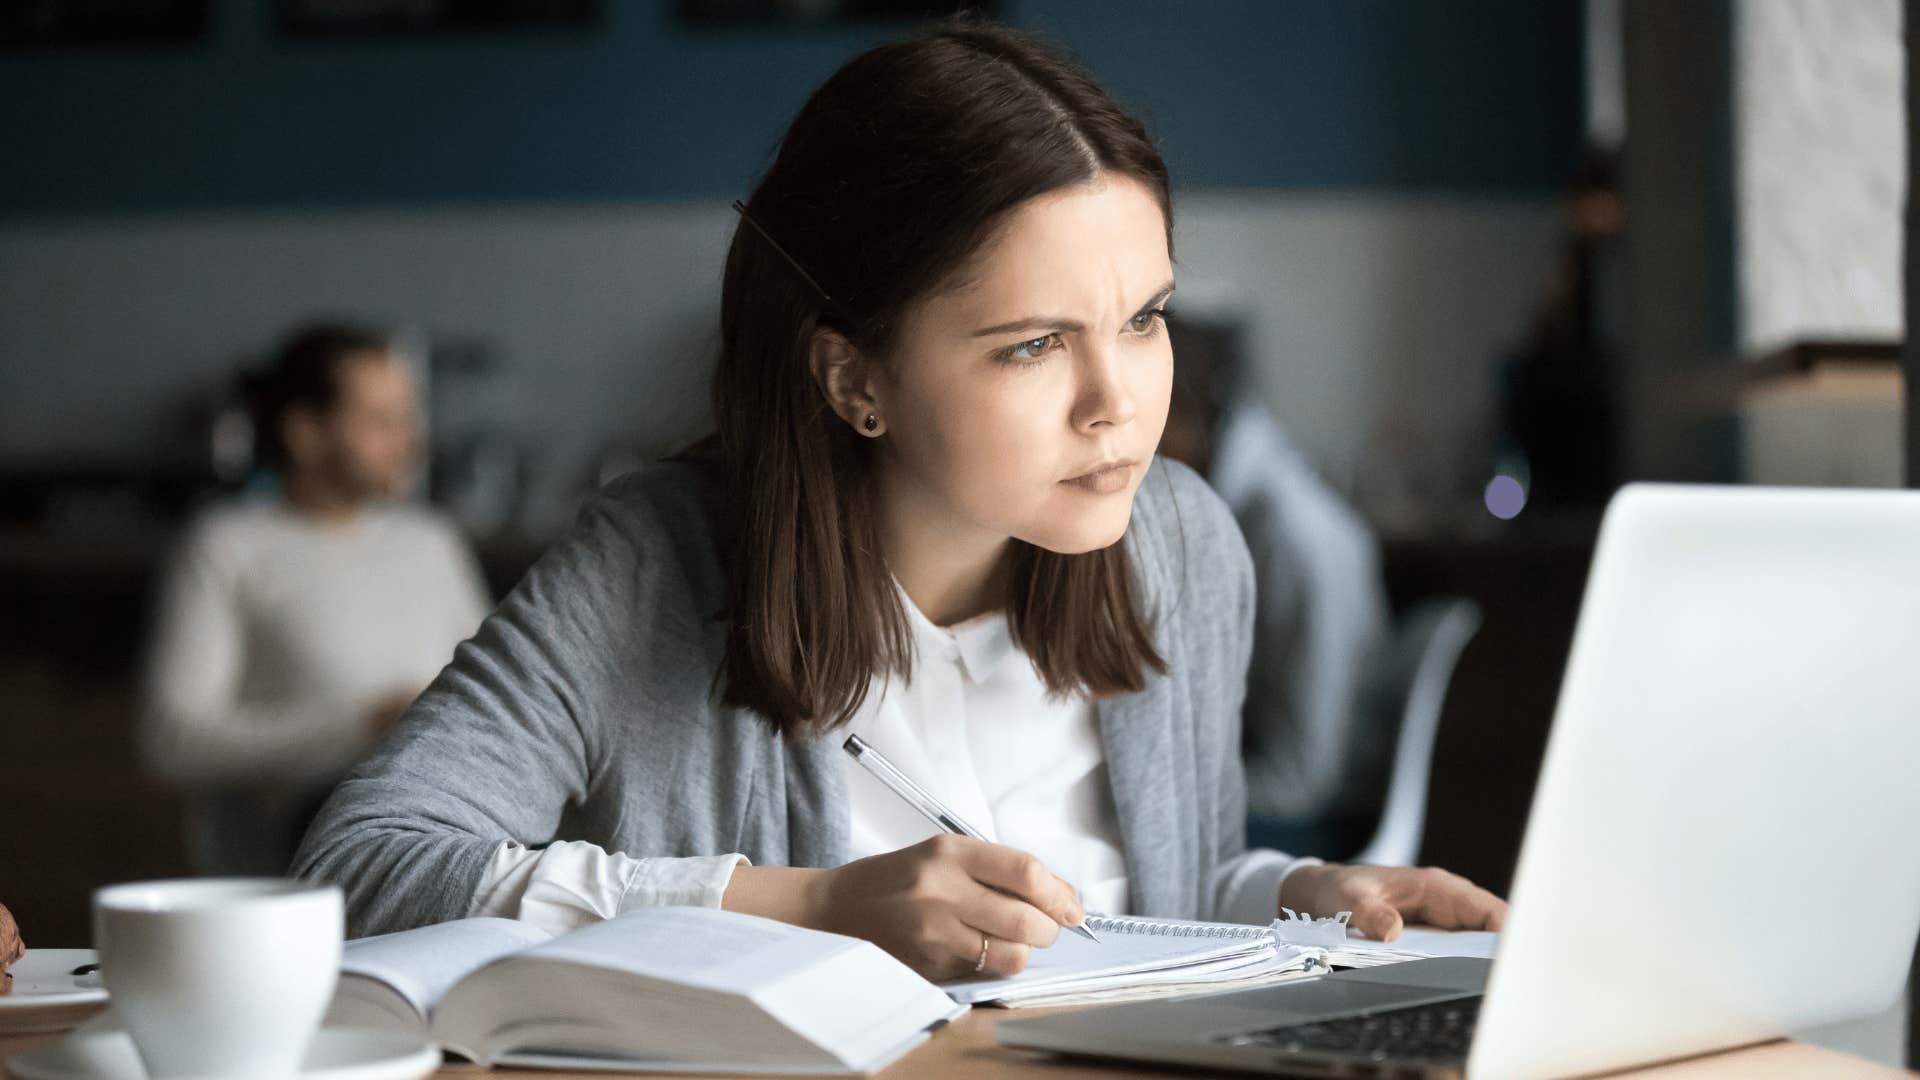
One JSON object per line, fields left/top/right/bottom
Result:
{"left": 1082, "top": 914, "right": 1274, "bottom": 940}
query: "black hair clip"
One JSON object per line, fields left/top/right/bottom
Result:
{"left": 730, "top": 200, "right": 838, "bottom": 312}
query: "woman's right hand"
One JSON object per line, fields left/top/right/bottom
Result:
{"left": 805, "top": 834, "right": 1085, "bottom": 981}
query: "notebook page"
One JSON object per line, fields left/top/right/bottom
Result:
{"left": 985, "top": 945, "right": 1314, "bottom": 1004}
{"left": 1333, "top": 927, "right": 1500, "bottom": 963}
{"left": 940, "top": 922, "right": 1272, "bottom": 1005}
{"left": 341, "top": 917, "right": 552, "bottom": 1017}
{"left": 1391, "top": 928, "right": 1498, "bottom": 958}
{"left": 998, "top": 947, "right": 1329, "bottom": 1009}
{"left": 1090, "top": 913, "right": 1278, "bottom": 939}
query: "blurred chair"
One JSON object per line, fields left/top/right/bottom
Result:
{"left": 1245, "top": 596, "right": 1481, "bottom": 867}
{"left": 1348, "top": 598, "right": 1482, "bottom": 867}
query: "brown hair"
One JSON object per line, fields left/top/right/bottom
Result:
{"left": 248, "top": 321, "right": 392, "bottom": 471}
{"left": 713, "top": 17, "right": 1170, "bottom": 738}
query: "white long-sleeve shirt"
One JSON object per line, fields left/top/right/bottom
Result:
{"left": 141, "top": 498, "right": 491, "bottom": 872}
{"left": 469, "top": 585, "right": 1316, "bottom": 934}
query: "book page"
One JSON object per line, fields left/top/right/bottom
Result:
{"left": 437, "top": 908, "right": 959, "bottom": 1072}
{"left": 521, "top": 907, "right": 869, "bottom": 995}
{"left": 341, "top": 917, "right": 552, "bottom": 1017}
{"left": 759, "top": 935, "right": 968, "bottom": 1068}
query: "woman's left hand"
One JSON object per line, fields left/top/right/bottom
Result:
{"left": 1277, "top": 864, "right": 1507, "bottom": 942}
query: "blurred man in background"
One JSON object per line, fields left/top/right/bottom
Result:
{"left": 1160, "top": 315, "right": 1394, "bottom": 859}
{"left": 140, "top": 323, "right": 491, "bottom": 876}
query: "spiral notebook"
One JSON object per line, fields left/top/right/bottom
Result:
{"left": 939, "top": 913, "right": 1327, "bottom": 1007}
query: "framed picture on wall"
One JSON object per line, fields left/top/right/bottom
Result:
{"left": 1, "top": 0, "right": 208, "bottom": 48}
{"left": 277, "top": 0, "right": 600, "bottom": 37}
{"left": 677, "top": 0, "right": 995, "bottom": 26}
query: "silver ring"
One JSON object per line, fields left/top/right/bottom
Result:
{"left": 974, "top": 935, "right": 991, "bottom": 973}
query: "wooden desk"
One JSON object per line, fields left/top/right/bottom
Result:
{"left": 4, "top": 1006, "right": 1910, "bottom": 1079}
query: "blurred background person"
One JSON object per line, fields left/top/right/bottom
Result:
{"left": 1495, "top": 149, "right": 1625, "bottom": 511}
{"left": 138, "top": 322, "right": 492, "bottom": 876}
{"left": 1159, "top": 316, "right": 1395, "bottom": 861}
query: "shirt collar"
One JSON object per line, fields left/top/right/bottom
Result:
{"left": 894, "top": 579, "right": 1020, "bottom": 684}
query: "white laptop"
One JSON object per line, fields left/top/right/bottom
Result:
{"left": 998, "top": 483, "right": 1920, "bottom": 1079}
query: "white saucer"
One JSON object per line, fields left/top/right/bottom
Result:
{"left": 5, "top": 1025, "right": 441, "bottom": 1080}
{"left": 3, "top": 950, "right": 107, "bottom": 1008}
{"left": 1, "top": 951, "right": 110, "bottom": 1035}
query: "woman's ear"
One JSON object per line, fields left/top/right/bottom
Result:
{"left": 807, "top": 329, "right": 887, "bottom": 437}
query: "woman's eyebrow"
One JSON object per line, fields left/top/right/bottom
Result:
{"left": 970, "top": 280, "right": 1177, "bottom": 338}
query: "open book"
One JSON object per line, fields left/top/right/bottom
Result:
{"left": 324, "top": 908, "right": 966, "bottom": 1075}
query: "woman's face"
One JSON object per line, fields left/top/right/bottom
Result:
{"left": 872, "top": 173, "right": 1174, "bottom": 556}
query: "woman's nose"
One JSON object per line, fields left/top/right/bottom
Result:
{"left": 1073, "top": 345, "right": 1137, "bottom": 432}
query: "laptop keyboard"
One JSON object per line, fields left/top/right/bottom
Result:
{"left": 1223, "top": 995, "right": 1480, "bottom": 1065}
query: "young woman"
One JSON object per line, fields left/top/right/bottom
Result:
{"left": 294, "top": 18, "right": 1505, "bottom": 982}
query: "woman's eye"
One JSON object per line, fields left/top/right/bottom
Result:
{"left": 999, "top": 334, "right": 1059, "bottom": 364}
{"left": 1129, "top": 308, "right": 1167, "bottom": 334}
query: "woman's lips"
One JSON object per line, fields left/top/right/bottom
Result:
{"left": 1063, "top": 460, "right": 1134, "bottom": 495}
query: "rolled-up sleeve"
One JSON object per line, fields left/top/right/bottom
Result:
{"left": 467, "top": 840, "right": 750, "bottom": 937}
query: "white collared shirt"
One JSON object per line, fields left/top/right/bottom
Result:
{"left": 469, "top": 590, "right": 1310, "bottom": 934}
{"left": 842, "top": 591, "right": 1131, "bottom": 917}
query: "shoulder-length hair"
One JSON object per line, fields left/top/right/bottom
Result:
{"left": 714, "top": 17, "right": 1170, "bottom": 738}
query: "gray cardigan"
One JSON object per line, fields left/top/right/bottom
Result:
{"left": 293, "top": 453, "right": 1268, "bottom": 939}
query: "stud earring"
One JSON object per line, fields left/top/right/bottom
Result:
{"left": 863, "top": 414, "right": 880, "bottom": 433}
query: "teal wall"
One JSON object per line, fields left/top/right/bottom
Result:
{"left": 2, "top": 0, "right": 1582, "bottom": 216}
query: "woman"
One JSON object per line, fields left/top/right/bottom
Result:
{"left": 294, "top": 17, "right": 1505, "bottom": 981}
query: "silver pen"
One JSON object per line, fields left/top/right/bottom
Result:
{"left": 843, "top": 733, "right": 1099, "bottom": 943}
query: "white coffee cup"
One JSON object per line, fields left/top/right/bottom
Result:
{"left": 93, "top": 878, "right": 343, "bottom": 1080}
